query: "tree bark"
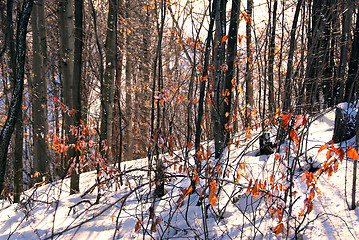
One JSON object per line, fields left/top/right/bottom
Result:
{"left": 337, "top": 0, "right": 353, "bottom": 104}
{"left": 0, "top": 0, "right": 33, "bottom": 196}
{"left": 245, "top": 0, "right": 254, "bottom": 126}
{"left": 353, "top": 106, "right": 358, "bottom": 210}
{"left": 101, "top": 0, "right": 116, "bottom": 162}
{"left": 345, "top": 7, "right": 359, "bottom": 103}
{"left": 124, "top": 0, "right": 133, "bottom": 161}
{"left": 58, "top": 0, "right": 74, "bottom": 177}
{"left": 350, "top": 8, "right": 359, "bottom": 210}
{"left": 70, "top": 0, "right": 83, "bottom": 195}
{"left": 223, "top": 0, "right": 240, "bottom": 147}
{"left": 213, "top": 0, "right": 227, "bottom": 159}
{"left": 283, "top": 0, "right": 303, "bottom": 112}
{"left": 195, "top": 0, "right": 215, "bottom": 172}
{"left": 31, "top": 0, "right": 50, "bottom": 182}
{"left": 14, "top": 109, "right": 23, "bottom": 203}
{"left": 268, "top": 0, "right": 277, "bottom": 114}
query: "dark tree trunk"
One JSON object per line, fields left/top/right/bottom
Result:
{"left": 223, "top": 0, "right": 240, "bottom": 147}
{"left": 344, "top": 8, "right": 359, "bottom": 103}
{"left": 148, "top": 0, "right": 166, "bottom": 198}
{"left": 213, "top": 0, "right": 227, "bottom": 159}
{"left": 195, "top": 1, "right": 215, "bottom": 172}
{"left": 332, "top": 107, "right": 356, "bottom": 143}
{"left": 14, "top": 109, "right": 23, "bottom": 203}
{"left": 0, "top": 0, "right": 33, "bottom": 196}
{"left": 70, "top": 0, "right": 83, "bottom": 195}
{"left": 283, "top": 0, "right": 303, "bottom": 112}
{"left": 58, "top": 0, "right": 74, "bottom": 177}
{"left": 268, "top": 0, "right": 277, "bottom": 114}
{"left": 124, "top": 1, "right": 133, "bottom": 161}
{"left": 337, "top": 0, "right": 353, "bottom": 104}
{"left": 245, "top": 0, "right": 254, "bottom": 126}
{"left": 102, "top": 0, "right": 116, "bottom": 162}
{"left": 350, "top": 8, "right": 359, "bottom": 210}
{"left": 320, "top": 0, "right": 335, "bottom": 107}
{"left": 31, "top": 0, "right": 50, "bottom": 182}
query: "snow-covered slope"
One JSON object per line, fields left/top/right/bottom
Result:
{"left": 1, "top": 108, "right": 359, "bottom": 240}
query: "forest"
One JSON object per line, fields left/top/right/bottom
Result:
{"left": 0, "top": 0, "right": 359, "bottom": 239}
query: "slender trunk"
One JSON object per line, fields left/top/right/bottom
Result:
{"left": 268, "top": 0, "right": 277, "bottom": 114}
{"left": 283, "top": 0, "right": 303, "bottom": 112}
{"left": 70, "top": 0, "right": 83, "bottom": 194}
{"left": 337, "top": 0, "right": 353, "bottom": 103}
{"left": 139, "top": 3, "right": 150, "bottom": 159}
{"left": 245, "top": 0, "right": 254, "bottom": 126}
{"left": 115, "top": 0, "right": 124, "bottom": 173}
{"left": 31, "top": 0, "right": 50, "bottom": 182}
{"left": 195, "top": 1, "right": 215, "bottom": 172}
{"left": 277, "top": 0, "right": 285, "bottom": 110}
{"left": 58, "top": 0, "right": 74, "bottom": 178}
{"left": 125, "top": 1, "right": 133, "bottom": 161}
{"left": 353, "top": 106, "right": 359, "bottom": 210}
{"left": 345, "top": 7, "right": 359, "bottom": 103}
{"left": 223, "top": 0, "right": 240, "bottom": 147}
{"left": 102, "top": 0, "right": 116, "bottom": 162}
{"left": 14, "top": 109, "right": 23, "bottom": 203}
{"left": 149, "top": 0, "right": 166, "bottom": 198}
{"left": 350, "top": 9, "right": 359, "bottom": 210}
{"left": 213, "top": 0, "right": 226, "bottom": 159}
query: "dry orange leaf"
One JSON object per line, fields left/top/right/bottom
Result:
{"left": 338, "top": 148, "right": 345, "bottom": 162}
{"left": 347, "top": 147, "right": 358, "bottom": 160}
{"left": 222, "top": 36, "right": 228, "bottom": 42}
{"left": 238, "top": 35, "right": 244, "bottom": 45}
{"left": 273, "top": 223, "right": 284, "bottom": 235}
{"left": 318, "top": 144, "right": 329, "bottom": 153}
{"left": 184, "top": 185, "right": 193, "bottom": 196}
{"left": 135, "top": 220, "right": 142, "bottom": 232}
{"left": 209, "top": 181, "right": 218, "bottom": 207}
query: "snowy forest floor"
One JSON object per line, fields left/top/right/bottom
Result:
{"left": 1, "top": 107, "right": 359, "bottom": 240}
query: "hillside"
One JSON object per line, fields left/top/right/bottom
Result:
{"left": 0, "top": 108, "right": 358, "bottom": 240}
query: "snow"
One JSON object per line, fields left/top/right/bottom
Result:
{"left": 1, "top": 107, "right": 359, "bottom": 240}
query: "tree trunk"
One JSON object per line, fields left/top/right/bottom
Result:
{"left": 268, "top": 0, "right": 277, "bottom": 114}
{"left": 283, "top": 0, "right": 303, "bottom": 112}
{"left": 14, "top": 109, "right": 23, "bottom": 203}
{"left": 353, "top": 107, "right": 358, "bottom": 210}
{"left": 345, "top": 7, "right": 359, "bottom": 103}
{"left": 70, "top": 0, "right": 83, "bottom": 195}
{"left": 337, "top": 0, "right": 353, "bottom": 104}
{"left": 102, "top": 0, "right": 116, "bottom": 162}
{"left": 213, "top": 0, "right": 226, "bottom": 159}
{"left": 114, "top": 0, "right": 124, "bottom": 170}
{"left": 245, "top": 0, "right": 254, "bottom": 126}
{"left": 125, "top": 0, "right": 133, "bottom": 161}
{"left": 149, "top": 0, "right": 166, "bottom": 198}
{"left": 223, "top": 0, "right": 240, "bottom": 147}
{"left": 58, "top": 0, "right": 74, "bottom": 177}
{"left": 350, "top": 8, "right": 359, "bottom": 210}
{"left": 195, "top": 0, "right": 215, "bottom": 172}
{"left": 138, "top": 2, "right": 150, "bottom": 160}
{"left": 0, "top": 0, "right": 33, "bottom": 196}
{"left": 31, "top": 0, "right": 50, "bottom": 182}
